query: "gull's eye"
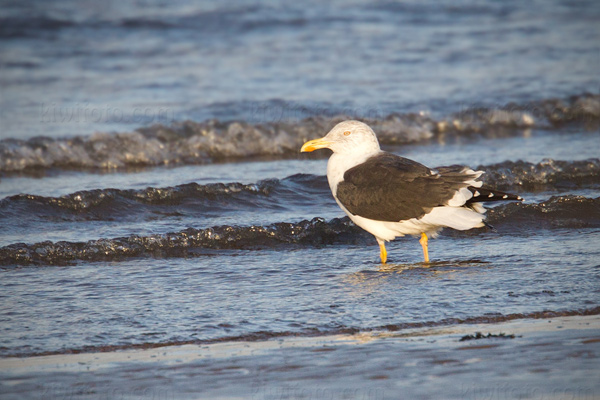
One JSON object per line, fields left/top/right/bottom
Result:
{"left": 343, "top": 131, "right": 351, "bottom": 136}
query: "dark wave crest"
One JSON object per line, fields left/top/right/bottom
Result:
{"left": 486, "top": 195, "right": 600, "bottom": 229}
{"left": 0, "top": 15, "right": 75, "bottom": 39}
{"left": 0, "top": 159, "right": 600, "bottom": 229}
{"left": 1, "top": 160, "right": 595, "bottom": 225}
{"left": 480, "top": 158, "right": 600, "bottom": 191}
{"left": 1, "top": 196, "right": 598, "bottom": 266}
{"left": 0, "top": 217, "right": 363, "bottom": 266}
{"left": 0, "top": 174, "right": 329, "bottom": 222}
{"left": 1, "top": 94, "right": 598, "bottom": 174}
{"left": 0, "top": 159, "right": 600, "bottom": 225}
{"left": 0, "top": 7, "right": 352, "bottom": 39}
{"left": 0, "top": 180, "right": 278, "bottom": 219}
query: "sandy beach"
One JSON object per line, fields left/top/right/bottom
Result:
{"left": 1, "top": 314, "right": 598, "bottom": 400}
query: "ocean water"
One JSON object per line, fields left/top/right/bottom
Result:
{"left": 0, "top": 0, "right": 599, "bottom": 363}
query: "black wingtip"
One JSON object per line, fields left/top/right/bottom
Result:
{"left": 467, "top": 187, "right": 524, "bottom": 203}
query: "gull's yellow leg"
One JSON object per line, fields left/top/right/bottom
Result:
{"left": 378, "top": 241, "right": 387, "bottom": 264}
{"left": 419, "top": 233, "right": 429, "bottom": 263}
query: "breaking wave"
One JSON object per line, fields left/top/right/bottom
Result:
{"left": 480, "top": 158, "right": 600, "bottom": 190}
{"left": 0, "top": 174, "right": 329, "bottom": 222}
{"left": 0, "top": 180, "right": 281, "bottom": 220}
{"left": 1, "top": 94, "right": 598, "bottom": 173}
{"left": 1, "top": 159, "right": 596, "bottom": 223}
{"left": 0, "top": 217, "right": 362, "bottom": 266}
{"left": 0, "top": 9, "right": 353, "bottom": 40}
{"left": 486, "top": 195, "right": 600, "bottom": 229}
{"left": 1, "top": 196, "right": 598, "bottom": 266}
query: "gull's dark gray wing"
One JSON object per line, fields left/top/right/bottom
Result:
{"left": 335, "top": 153, "right": 487, "bottom": 222}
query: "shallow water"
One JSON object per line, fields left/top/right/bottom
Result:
{"left": 1, "top": 0, "right": 599, "bottom": 140}
{"left": 0, "top": 0, "right": 599, "bottom": 368}
{"left": 1, "top": 223, "right": 599, "bottom": 357}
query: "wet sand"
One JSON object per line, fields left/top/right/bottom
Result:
{"left": 1, "top": 315, "right": 598, "bottom": 400}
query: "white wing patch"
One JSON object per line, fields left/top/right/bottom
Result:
{"left": 445, "top": 168, "right": 484, "bottom": 207}
{"left": 469, "top": 202, "right": 486, "bottom": 213}
{"left": 421, "top": 206, "right": 485, "bottom": 232}
{"left": 463, "top": 168, "right": 484, "bottom": 188}
{"left": 446, "top": 187, "right": 473, "bottom": 207}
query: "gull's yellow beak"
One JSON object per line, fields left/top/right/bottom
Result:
{"left": 300, "top": 137, "right": 332, "bottom": 153}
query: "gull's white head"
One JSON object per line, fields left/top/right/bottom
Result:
{"left": 300, "top": 120, "right": 381, "bottom": 155}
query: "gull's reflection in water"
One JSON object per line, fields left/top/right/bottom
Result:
{"left": 343, "top": 258, "right": 491, "bottom": 287}
{"left": 377, "top": 259, "right": 490, "bottom": 274}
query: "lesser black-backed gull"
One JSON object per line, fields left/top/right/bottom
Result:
{"left": 300, "top": 120, "right": 523, "bottom": 263}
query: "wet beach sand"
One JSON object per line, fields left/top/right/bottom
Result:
{"left": 1, "top": 314, "right": 598, "bottom": 400}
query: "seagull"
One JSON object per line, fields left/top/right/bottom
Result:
{"left": 300, "top": 120, "right": 522, "bottom": 264}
